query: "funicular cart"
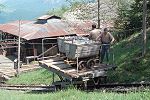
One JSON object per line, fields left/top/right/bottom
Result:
{"left": 39, "top": 36, "right": 115, "bottom": 89}
{"left": 57, "top": 36, "right": 101, "bottom": 70}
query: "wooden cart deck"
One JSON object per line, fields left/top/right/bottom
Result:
{"left": 39, "top": 57, "right": 114, "bottom": 81}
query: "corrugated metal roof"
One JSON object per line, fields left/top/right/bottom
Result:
{"left": 37, "top": 15, "right": 61, "bottom": 20}
{"left": 38, "top": 15, "right": 52, "bottom": 20}
{"left": 0, "top": 19, "right": 93, "bottom": 40}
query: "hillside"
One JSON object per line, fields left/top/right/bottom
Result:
{"left": 107, "top": 29, "right": 150, "bottom": 83}
{"left": 63, "top": 0, "right": 134, "bottom": 28}
{"left": 63, "top": 0, "right": 118, "bottom": 28}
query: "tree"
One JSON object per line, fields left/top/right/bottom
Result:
{"left": 114, "top": 0, "right": 150, "bottom": 36}
{"left": 0, "top": 4, "right": 5, "bottom": 13}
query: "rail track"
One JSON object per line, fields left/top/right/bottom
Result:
{"left": 0, "top": 84, "right": 56, "bottom": 92}
{"left": 0, "top": 83, "right": 150, "bottom": 93}
{"left": 91, "top": 83, "right": 150, "bottom": 93}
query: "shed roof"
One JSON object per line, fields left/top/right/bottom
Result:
{"left": 0, "top": 19, "right": 93, "bottom": 40}
{"left": 37, "top": 15, "right": 61, "bottom": 20}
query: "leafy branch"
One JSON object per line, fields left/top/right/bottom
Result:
{"left": 0, "top": 4, "right": 5, "bottom": 13}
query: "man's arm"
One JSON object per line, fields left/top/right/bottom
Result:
{"left": 96, "top": 33, "right": 102, "bottom": 41}
{"left": 88, "top": 32, "right": 92, "bottom": 39}
{"left": 109, "top": 33, "right": 115, "bottom": 44}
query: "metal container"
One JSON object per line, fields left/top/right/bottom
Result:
{"left": 57, "top": 37, "right": 73, "bottom": 53}
{"left": 57, "top": 36, "right": 88, "bottom": 53}
{"left": 64, "top": 38, "right": 101, "bottom": 59}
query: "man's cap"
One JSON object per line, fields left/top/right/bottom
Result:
{"left": 92, "top": 24, "right": 96, "bottom": 28}
{"left": 104, "top": 28, "right": 108, "bottom": 32}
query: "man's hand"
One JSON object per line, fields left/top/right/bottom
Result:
{"left": 110, "top": 41, "right": 114, "bottom": 45}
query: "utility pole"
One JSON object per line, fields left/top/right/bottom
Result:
{"left": 98, "top": 0, "right": 100, "bottom": 29}
{"left": 42, "top": 38, "right": 44, "bottom": 61}
{"left": 17, "top": 20, "right": 21, "bottom": 76}
{"left": 142, "top": 0, "right": 147, "bottom": 57}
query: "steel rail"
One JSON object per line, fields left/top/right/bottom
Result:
{"left": 0, "top": 83, "right": 150, "bottom": 92}
{"left": 0, "top": 85, "right": 56, "bottom": 92}
{"left": 86, "top": 83, "right": 150, "bottom": 93}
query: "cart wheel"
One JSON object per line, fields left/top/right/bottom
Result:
{"left": 87, "top": 59, "right": 95, "bottom": 69}
{"left": 78, "top": 61, "right": 86, "bottom": 70}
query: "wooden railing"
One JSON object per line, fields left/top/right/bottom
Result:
{"left": 26, "top": 45, "right": 58, "bottom": 64}
{"left": 37, "top": 45, "right": 58, "bottom": 58}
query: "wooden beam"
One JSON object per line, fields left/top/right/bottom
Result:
{"left": 17, "top": 20, "right": 21, "bottom": 76}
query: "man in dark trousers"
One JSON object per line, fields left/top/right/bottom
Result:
{"left": 88, "top": 24, "right": 101, "bottom": 41}
{"left": 97, "top": 28, "right": 115, "bottom": 64}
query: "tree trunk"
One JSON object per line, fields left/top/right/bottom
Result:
{"left": 142, "top": 0, "right": 147, "bottom": 57}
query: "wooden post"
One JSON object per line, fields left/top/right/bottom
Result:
{"left": 33, "top": 43, "right": 36, "bottom": 62}
{"left": 17, "top": 20, "right": 21, "bottom": 76}
{"left": 142, "top": 0, "right": 147, "bottom": 57}
{"left": 42, "top": 39, "right": 44, "bottom": 60}
{"left": 77, "top": 47, "right": 79, "bottom": 73}
{"left": 98, "top": 0, "right": 100, "bottom": 29}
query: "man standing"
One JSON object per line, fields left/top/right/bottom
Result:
{"left": 88, "top": 24, "right": 101, "bottom": 41}
{"left": 97, "top": 28, "right": 115, "bottom": 64}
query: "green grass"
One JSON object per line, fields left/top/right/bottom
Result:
{"left": 6, "top": 68, "right": 59, "bottom": 85}
{"left": 107, "top": 31, "right": 150, "bottom": 83}
{"left": 0, "top": 89, "right": 150, "bottom": 100}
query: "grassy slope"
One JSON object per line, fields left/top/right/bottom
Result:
{"left": 0, "top": 89, "right": 150, "bottom": 100}
{"left": 6, "top": 68, "right": 59, "bottom": 85}
{"left": 108, "top": 31, "right": 150, "bottom": 83}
